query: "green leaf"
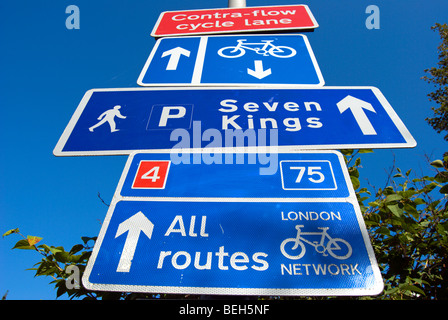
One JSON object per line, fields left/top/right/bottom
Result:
{"left": 435, "top": 172, "right": 448, "bottom": 183}
{"left": 38, "top": 244, "right": 51, "bottom": 254}
{"left": 56, "top": 280, "right": 68, "bottom": 298}
{"left": 430, "top": 159, "right": 444, "bottom": 168}
{"left": 2, "top": 228, "right": 19, "bottom": 237}
{"left": 422, "top": 182, "right": 439, "bottom": 193}
{"left": 55, "top": 251, "right": 70, "bottom": 263}
{"left": 377, "top": 227, "right": 390, "bottom": 235}
{"left": 383, "top": 186, "right": 396, "bottom": 195}
{"left": 399, "top": 284, "right": 426, "bottom": 296}
{"left": 404, "top": 203, "right": 418, "bottom": 217}
{"left": 439, "top": 184, "right": 448, "bottom": 194}
{"left": 387, "top": 204, "right": 403, "bottom": 218}
{"left": 349, "top": 167, "right": 359, "bottom": 178}
{"left": 79, "top": 251, "right": 92, "bottom": 262}
{"left": 384, "top": 286, "right": 399, "bottom": 296}
{"left": 350, "top": 176, "right": 360, "bottom": 190}
{"left": 414, "top": 198, "right": 426, "bottom": 205}
{"left": 399, "top": 189, "right": 416, "bottom": 199}
{"left": 368, "top": 201, "right": 379, "bottom": 208}
{"left": 36, "top": 264, "right": 59, "bottom": 277}
{"left": 358, "top": 149, "right": 373, "bottom": 154}
{"left": 69, "top": 244, "right": 84, "bottom": 255}
{"left": 340, "top": 149, "right": 354, "bottom": 156}
{"left": 27, "top": 235, "right": 42, "bottom": 246}
{"left": 12, "top": 239, "right": 35, "bottom": 250}
{"left": 41, "top": 245, "right": 63, "bottom": 255}
{"left": 68, "top": 254, "right": 82, "bottom": 263}
{"left": 385, "top": 194, "right": 402, "bottom": 204}
{"left": 81, "top": 237, "right": 97, "bottom": 245}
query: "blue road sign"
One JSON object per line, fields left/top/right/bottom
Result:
{"left": 118, "top": 152, "right": 350, "bottom": 199}
{"left": 82, "top": 152, "right": 384, "bottom": 296}
{"left": 137, "top": 34, "right": 324, "bottom": 87}
{"left": 54, "top": 87, "right": 416, "bottom": 156}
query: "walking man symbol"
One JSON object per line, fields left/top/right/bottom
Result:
{"left": 89, "top": 105, "right": 127, "bottom": 133}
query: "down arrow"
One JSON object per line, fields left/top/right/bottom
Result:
{"left": 247, "top": 60, "right": 272, "bottom": 79}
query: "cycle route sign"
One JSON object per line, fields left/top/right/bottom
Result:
{"left": 82, "top": 151, "right": 383, "bottom": 296}
{"left": 137, "top": 34, "right": 324, "bottom": 87}
{"left": 53, "top": 86, "right": 416, "bottom": 156}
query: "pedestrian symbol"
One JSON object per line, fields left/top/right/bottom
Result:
{"left": 89, "top": 105, "right": 127, "bottom": 133}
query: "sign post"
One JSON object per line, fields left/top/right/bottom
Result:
{"left": 82, "top": 152, "right": 384, "bottom": 296}
{"left": 54, "top": 1, "right": 419, "bottom": 298}
{"left": 228, "top": 0, "right": 246, "bottom": 8}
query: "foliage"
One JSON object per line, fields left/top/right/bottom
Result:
{"left": 423, "top": 23, "right": 448, "bottom": 141}
{"left": 2, "top": 229, "right": 97, "bottom": 299}
{"left": 2, "top": 217, "right": 194, "bottom": 300}
{"left": 344, "top": 150, "right": 448, "bottom": 300}
{"left": 3, "top": 150, "right": 448, "bottom": 300}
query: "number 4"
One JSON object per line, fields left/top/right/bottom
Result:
{"left": 141, "top": 166, "right": 161, "bottom": 182}
{"left": 290, "top": 166, "right": 325, "bottom": 184}
{"left": 132, "top": 160, "right": 171, "bottom": 189}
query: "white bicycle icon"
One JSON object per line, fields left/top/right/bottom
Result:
{"left": 218, "top": 39, "right": 297, "bottom": 58}
{"left": 280, "top": 225, "right": 353, "bottom": 260}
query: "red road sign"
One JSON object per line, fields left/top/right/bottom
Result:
{"left": 151, "top": 5, "right": 318, "bottom": 37}
{"left": 132, "top": 160, "right": 171, "bottom": 189}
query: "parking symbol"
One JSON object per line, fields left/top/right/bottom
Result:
{"left": 147, "top": 104, "right": 194, "bottom": 130}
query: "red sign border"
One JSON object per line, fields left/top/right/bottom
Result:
{"left": 151, "top": 4, "right": 319, "bottom": 38}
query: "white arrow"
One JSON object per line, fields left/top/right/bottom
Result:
{"left": 336, "top": 95, "right": 377, "bottom": 135}
{"left": 247, "top": 60, "right": 272, "bottom": 79}
{"left": 115, "top": 211, "right": 154, "bottom": 273}
{"left": 161, "top": 47, "right": 191, "bottom": 71}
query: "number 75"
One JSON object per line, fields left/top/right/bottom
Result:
{"left": 290, "top": 166, "right": 325, "bottom": 184}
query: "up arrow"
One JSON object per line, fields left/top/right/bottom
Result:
{"left": 337, "top": 95, "right": 377, "bottom": 135}
{"left": 162, "top": 47, "right": 191, "bottom": 71}
{"left": 115, "top": 211, "right": 154, "bottom": 273}
{"left": 247, "top": 60, "right": 272, "bottom": 79}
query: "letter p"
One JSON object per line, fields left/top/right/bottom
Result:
{"left": 147, "top": 104, "right": 193, "bottom": 130}
{"left": 159, "top": 106, "right": 187, "bottom": 127}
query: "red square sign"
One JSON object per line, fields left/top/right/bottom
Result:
{"left": 132, "top": 160, "right": 171, "bottom": 189}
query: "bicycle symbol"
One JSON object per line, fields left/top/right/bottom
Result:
{"left": 218, "top": 39, "right": 297, "bottom": 58}
{"left": 280, "top": 225, "right": 352, "bottom": 260}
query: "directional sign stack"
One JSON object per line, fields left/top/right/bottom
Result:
{"left": 82, "top": 151, "right": 384, "bottom": 296}
{"left": 55, "top": 4, "right": 416, "bottom": 296}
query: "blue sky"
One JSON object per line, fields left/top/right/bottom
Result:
{"left": 0, "top": 0, "right": 447, "bottom": 300}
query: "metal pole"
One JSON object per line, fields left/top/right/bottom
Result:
{"left": 228, "top": 0, "right": 246, "bottom": 8}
